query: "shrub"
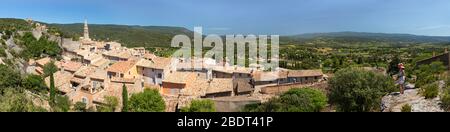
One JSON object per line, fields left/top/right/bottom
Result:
{"left": 0, "top": 39, "right": 5, "bottom": 46}
{"left": 328, "top": 68, "right": 396, "bottom": 112}
{"left": 420, "top": 83, "right": 439, "bottom": 99}
{"left": 73, "top": 102, "right": 87, "bottom": 112}
{"left": 22, "top": 74, "right": 47, "bottom": 94}
{"left": 440, "top": 90, "right": 450, "bottom": 111}
{"left": 51, "top": 95, "right": 71, "bottom": 112}
{"left": 446, "top": 76, "right": 450, "bottom": 88}
{"left": 415, "top": 61, "right": 446, "bottom": 88}
{"left": 0, "top": 65, "right": 22, "bottom": 90}
{"left": 279, "top": 88, "right": 328, "bottom": 112}
{"left": 128, "top": 89, "right": 165, "bottom": 112}
{"left": 242, "top": 98, "right": 283, "bottom": 112}
{"left": 242, "top": 88, "right": 328, "bottom": 112}
{"left": 181, "top": 99, "right": 216, "bottom": 112}
{"left": 97, "top": 96, "right": 119, "bottom": 112}
{"left": 401, "top": 104, "right": 412, "bottom": 112}
{"left": 0, "top": 88, "right": 47, "bottom": 112}
{"left": 122, "top": 84, "right": 128, "bottom": 112}
{"left": 0, "top": 47, "right": 6, "bottom": 57}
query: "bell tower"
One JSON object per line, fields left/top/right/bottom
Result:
{"left": 83, "top": 19, "right": 91, "bottom": 41}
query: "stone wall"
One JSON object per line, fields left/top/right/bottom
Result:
{"left": 213, "top": 98, "right": 261, "bottom": 112}
{"left": 416, "top": 52, "right": 449, "bottom": 70}
{"left": 260, "top": 82, "right": 328, "bottom": 94}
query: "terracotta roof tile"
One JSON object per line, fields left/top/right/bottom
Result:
{"left": 61, "top": 61, "right": 82, "bottom": 72}
{"left": 106, "top": 60, "right": 138, "bottom": 73}
{"left": 36, "top": 57, "right": 51, "bottom": 66}
{"left": 287, "top": 70, "right": 323, "bottom": 77}
{"left": 252, "top": 70, "right": 288, "bottom": 81}
{"left": 45, "top": 71, "right": 73, "bottom": 93}
{"left": 90, "top": 69, "right": 107, "bottom": 80}
{"left": 163, "top": 71, "right": 196, "bottom": 84}
{"left": 74, "top": 66, "right": 97, "bottom": 78}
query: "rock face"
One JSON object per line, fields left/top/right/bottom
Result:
{"left": 6, "top": 36, "right": 22, "bottom": 54}
{"left": 32, "top": 29, "right": 42, "bottom": 40}
{"left": 381, "top": 82, "right": 445, "bottom": 112}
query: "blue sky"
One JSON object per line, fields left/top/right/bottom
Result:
{"left": 2, "top": 0, "right": 450, "bottom": 36}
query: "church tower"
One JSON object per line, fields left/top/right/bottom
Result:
{"left": 83, "top": 19, "right": 91, "bottom": 41}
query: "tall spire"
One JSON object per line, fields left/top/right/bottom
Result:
{"left": 83, "top": 19, "right": 90, "bottom": 41}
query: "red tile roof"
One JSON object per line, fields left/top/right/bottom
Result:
{"left": 287, "top": 70, "right": 323, "bottom": 77}
{"left": 106, "top": 60, "right": 138, "bottom": 73}
{"left": 61, "top": 61, "right": 83, "bottom": 72}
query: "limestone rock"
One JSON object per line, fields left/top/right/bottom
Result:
{"left": 381, "top": 82, "right": 445, "bottom": 112}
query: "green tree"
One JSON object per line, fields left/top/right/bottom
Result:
{"left": 43, "top": 60, "right": 58, "bottom": 77}
{"left": 17, "top": 32, "right": 61, "bottom": 59}
{"left": 243, "top": 88, "right": 328, "bottom": 112}
{"left": 387, "top": 55, "right": 401, "bottom": 76}
{"left": 328, "top": 68, "right": 396, "bottom": 112}
{"left": 429, "top": 61, "right": 447, "bottom": 75}
{"left": 49, "top": 72, "right": 56, "bottom": 104}
{"left": 415, "top": 61, "right": 446, "bottom": 95}
{"left": 181, "top": 99, "right": 216, "bottom": 112}
{"left": 0, "top": 88, "right": 47, "bottom": 112}
{"left": 43, "top": 61, "right": 58, "bottom": 104}
{"left": 22, "top": 74, "right": 47, "bottom": 94}
{"left": 0, "top": 65, "right": 21, "bottom": 90}
{"left": 73, "top": 102, "right": 87, "bottom": 112}
{"left": 278, "top": 88, "right": 327, "bottom": 112}
{"left": 97, "top": 96, "right": 119, "bottom": 112}
{"left": 128, "top": 89, "right": 165, "bottom": 112}
{"left": 122, "top": 84, "right": 128, "bottom": 112}
{"left": 52, "top": 95, "right": 71, "bottom": 112}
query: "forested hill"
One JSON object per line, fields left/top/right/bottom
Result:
{"left": 284, "top": 32, "right": 450, "bottom": 45}
{"left": 48, "top": 23, "right": 193, "bottom": 48}
{"left": 0, "top": 18, "right": 32, "bottom": 31}
{"left": 20, "top": 18, "right": 450, "bottom": 47}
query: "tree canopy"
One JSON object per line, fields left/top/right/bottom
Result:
{"left": 128, "top": 89, "right": 165, "bottom": 112}
{"left": 181, "top": 99, "right": 216, "bottom": 112}
{"left": 0, "top": 88, "right": 47, "bottom": 112}
{"left": 328, "top": 68, "right": 396, "bottom": 112}
{"left": 97, "top": 96, "right": 119, "bottom": 112}
{"left": 243, "top": 88, "right": 328, "bottom": 112}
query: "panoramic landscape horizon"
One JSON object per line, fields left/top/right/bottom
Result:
{"left": 0, "top": 1, "right": 450, "bottom": 130}
{"left": 8, "top": 17, "right": 450, "bottom": 37}
{"left": 2, "top": 0, "right": 450, "bottom": 36}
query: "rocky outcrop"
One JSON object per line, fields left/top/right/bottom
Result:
{"left": 6, "top": 36, "right": 22, "bottom": 54}
{"left": 32, "top": 29, "right": 42, "bottom": 40}
{"left": 381, "top": 82, "right": 445, "bottom": 112}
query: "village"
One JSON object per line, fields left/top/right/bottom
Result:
{"left": 26, "top": 20, "right": 327, "bottom": 112}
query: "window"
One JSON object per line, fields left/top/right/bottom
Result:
{"left": 157, "top": 73, "right": 162, "bottom": 78}
{"left": 93, "top": 81, "right": 97, "bottom": 88}
{"left": 82, "top": 97, "right": 88, "bottom": 106}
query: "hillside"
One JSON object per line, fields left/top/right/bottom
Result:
{"left": 285, "top": 32, "right": 450, "bottom": 46}
{"left": 47, "top": 22, "right": 450, "bottom": 48}
{"left": 5, "top": 18, "right": 449, "bottom": 48}
{"left": 0, "top": 18, "right": 32, "bottom": 31}
{"left": 48, "top": 23, "right": 193, "bottom": 48}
